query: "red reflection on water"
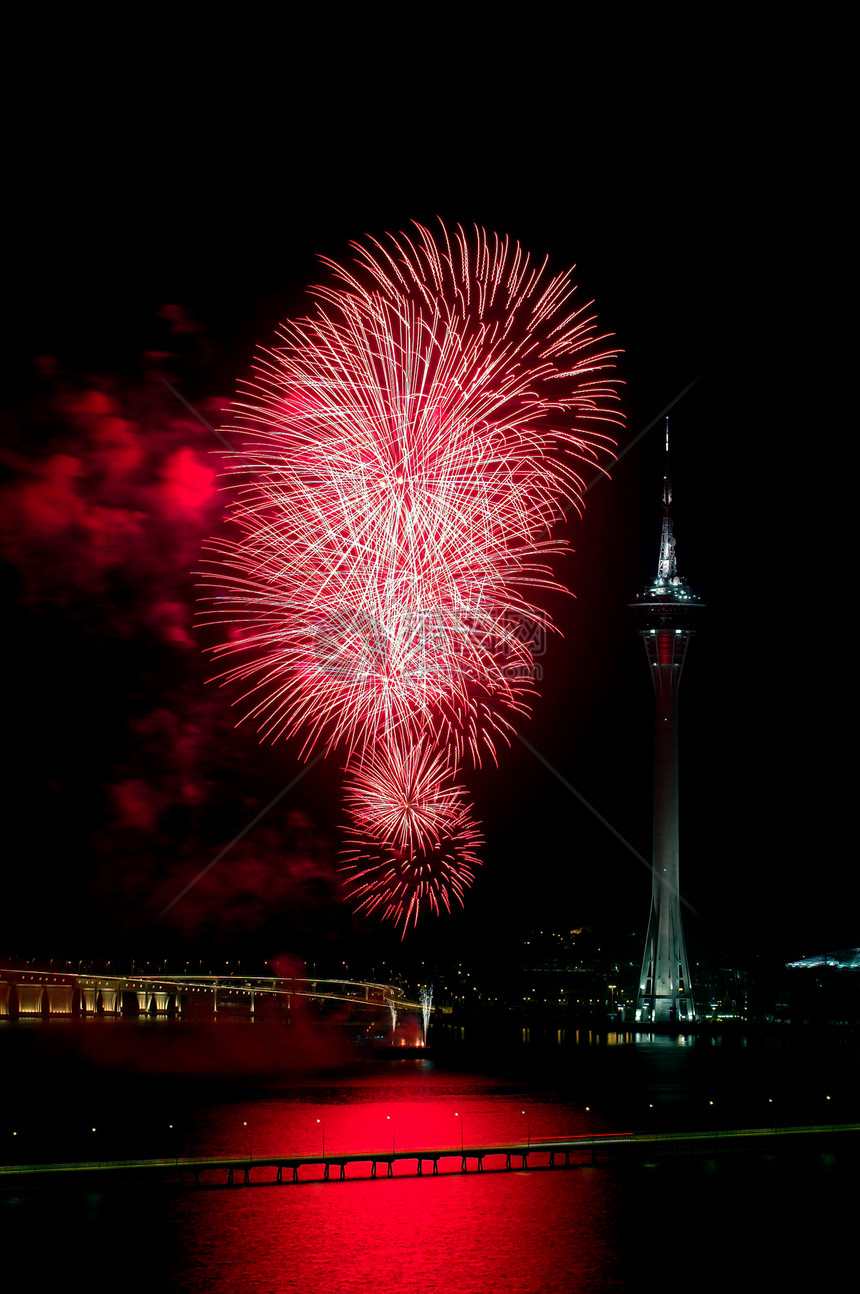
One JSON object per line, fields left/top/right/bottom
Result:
{"left": 173, "top": 1070, "right": 622, "bottom": 1294}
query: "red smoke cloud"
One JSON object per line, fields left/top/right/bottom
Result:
{"left": 3, "top": 343, "right": 347, "bottom": 953}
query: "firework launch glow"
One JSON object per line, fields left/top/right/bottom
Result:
{"left": 201, "top": 222, "right": 622, "bottom": 932}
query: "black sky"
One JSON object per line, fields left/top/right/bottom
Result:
{"left": 3, "top": 37, "right": 854, "bottom": 974}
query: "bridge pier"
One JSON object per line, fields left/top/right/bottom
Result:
{"left": 45, "top": 985, "right": 74, "bottom": 1015}
{"left": 100, "top": 989, "right": 120, "bottom": 1014}
{"left": 16, "top": 984, "right": 44, "bottom": 1015}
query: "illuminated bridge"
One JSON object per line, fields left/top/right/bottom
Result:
{"left": 0, "top": 968, "right": 422, "bottom": 1028}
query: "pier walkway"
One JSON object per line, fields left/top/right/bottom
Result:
{"left": 1, "top": 1124, "right": 857, "bottom": 1188}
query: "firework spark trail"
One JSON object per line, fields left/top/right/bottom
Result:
{"left": 200, "top": 222, "right": 621, "bottom": 932}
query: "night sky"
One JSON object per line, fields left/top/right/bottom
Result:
{"left": 3, "top": 43, "right": 853, "bottom": 978}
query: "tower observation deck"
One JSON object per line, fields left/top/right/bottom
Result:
{"left": 632, "top": 420, "right": 704, "bottom": 1024}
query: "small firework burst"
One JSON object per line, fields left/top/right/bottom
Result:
{"left": 343, "top": 740, "right": 468, "bottom": 854}
{"left": 341, "top": 816, "right": 483, "bottom": 935}
{"left": 341, "top": 739, "right": 482, "bottom": 933}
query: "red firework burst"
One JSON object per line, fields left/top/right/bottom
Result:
{"left": 200, "top": 221, "right": 621, "bottom": 929}
{"left": 344, "top": 740, "right": 470, "bottom": 854}
{"left": 341, "top": 742, "right": 483, "bottom": 934}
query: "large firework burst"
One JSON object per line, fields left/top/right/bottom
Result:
{"left": 200, "top": 222, "right": 621, "bottom": 931}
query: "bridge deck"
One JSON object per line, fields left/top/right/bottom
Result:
{"left": 1, "top": 1124, "right": 857, "bottom": 1187}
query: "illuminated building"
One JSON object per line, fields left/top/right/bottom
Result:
{"left": 632, "top": 421, "right": 703, "bottom": 1024}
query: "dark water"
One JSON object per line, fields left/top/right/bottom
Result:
{"left": 1, "top": 1021, "right": 856, "bottom": 1292}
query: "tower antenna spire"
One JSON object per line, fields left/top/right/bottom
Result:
{"left": 657, "top": 415, "right": 678, "bottom": 586}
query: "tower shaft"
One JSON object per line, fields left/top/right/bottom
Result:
{"left": 637, "top": 628, "right": 695, "bottom": 1023}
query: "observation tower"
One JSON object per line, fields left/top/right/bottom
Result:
{"left": 632, "top": 420, "right": 703, "bottom": 1024}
